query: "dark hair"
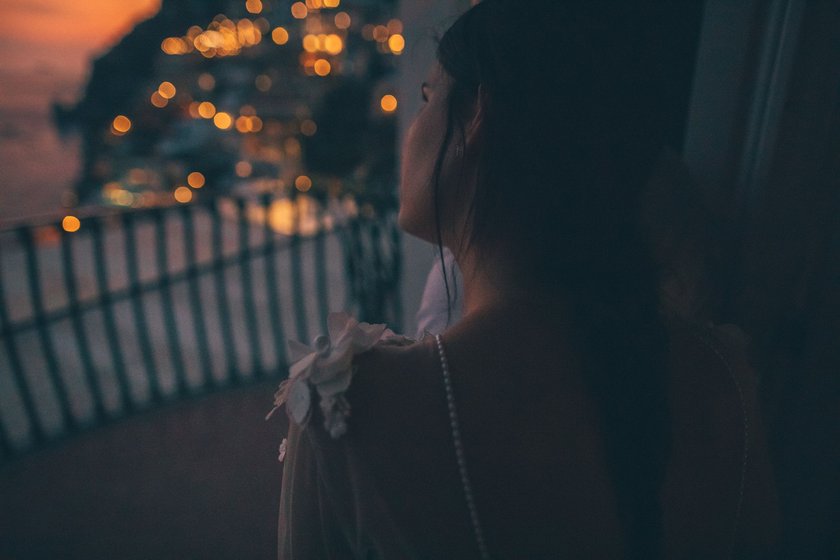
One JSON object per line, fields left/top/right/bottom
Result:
{"left": 433, "top": 1, "right": 672, "bottom": 557}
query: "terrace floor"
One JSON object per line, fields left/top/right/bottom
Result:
{"left": 0, "top": 379, "right": 287, "bottom": 560}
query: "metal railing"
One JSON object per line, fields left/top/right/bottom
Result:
{"left": 0, "top": 195, "right": 401, "bottom": 462}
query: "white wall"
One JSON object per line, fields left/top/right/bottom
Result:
{"left": 395, "top": 0, "right": 470, "bottom": 332}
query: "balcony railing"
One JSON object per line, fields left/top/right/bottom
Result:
{"left": 0, "top": 195, "right": 402, "bottom": 462}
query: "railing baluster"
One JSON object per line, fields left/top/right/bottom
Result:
{"left": 90, "top": 217, "right": 134, "bottom": 413}
{"left": 123, "top": 213, "right": 163, "bottom": 402}
{"left": 60, "top": 224, "right": 107, "bottom": 421}
{"left": 260, "top": 194, "right": 287, "bottom": 373}
{"left": 236, "top": 198, "right": 264, "bottom": 377}
{"left": 210, "top": 199, "right": 239, "bottom": 383}
{"left": 180, "top": 204, "right": 214, "bottom": 389}
{"left": 19, "top": 227, "right": 76, "bottom": 431}
{"left": 289, "top": 204, "right": 309, "bottom": 342}
{"left": 0, "top": 239, "right": 45, "bottom": 446}
{"left": 338, "top": 225, "right": 356, "bottom": 313}
{"left": 314, "top": 228, "right": 330, "bottom": 336}
{"left": 388, "top": 217, "right": 404, "bottom": 331}
{"left": 369, "top": 220, "right": 385, "bottom": 323}
{"left": 154, "top": 209, "right": 189, "bottom": 395}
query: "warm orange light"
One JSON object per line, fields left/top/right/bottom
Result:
{"left": 361, "top": 24, "right": 375, "bottom": 41}
{"left": 187, "top": 172, "right": 205, "bottom": 188}
{"left": 300, "top": 119, "right": 317, "bottom": 136}
{"left": 236, "top": 115, "right": 251, "bottom": 133}
{"left": 387, "top": 19, "right": 403, "bottom": 34}
{"left": 250, "top": 116, "right": 264, "bottom": 132}
{"left": 161, "top": 37, "right": 186, "bottom": 54}
{"left": 198, "top": 101, "right": 216, "bottom": 118}
{"left": 291, "top": 2, "right": 308, "bottom": 18}
{"left": 302, "top": 34, "right": 319, "bottom": 53}
{"left": 380, "top": 94, "right": 397, "bottom": 113}
{"left": 245, "top": 0, "right": 263, "bottom": 14}
{"left": 214, "top": 112, "right": 233, "bottom": 129}
{"left": 324, "top": 34, "right": 343, "bottom": 55}
{"left": 334, "top": 12, "right": 351, "bottom": 29}
{"left": 158, "top": 81, "right": 176, "bottom": 99}
{"left": 373, "top": 25, "right": 389, "bottom": 42}
{"left": 198, "top": 73, "right": 215, "bottom": 90}
{"left": 313, "top": 59, "right": 331, "bottom": 76}
{"left": 112, "top": 115, "right": 132, "bottom": 134}
{"left": 306, "top": 0, "right": 323, "bottom": 9}
{"left": 62, "top": 215, "right": 81, "bottom": 233}
{"left": 235, "top": 161, "right": 253, "bottom": 177}
{"left": 323, "top": 0, "right": 340, "bottom": 7}
{"left": 388, "top": 33, "right": 404, "bottom": 53}
{"left": 295, "top": 175, "right": 312, "bottom": 192}
{"left": 174, "top": 186, "right": 193, "bottom": 203}
{"left": 150, "top": 91, "right": 168, "bottom": 108}
{"left": 272, "top": 26, "right": 289, "bottom": 45}
{"left": 255, "top": 74, "right": 272, "bottom": 91}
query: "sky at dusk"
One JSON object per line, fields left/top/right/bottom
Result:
{"left": 0, "top": 0, "right": 161, "bottom": 222}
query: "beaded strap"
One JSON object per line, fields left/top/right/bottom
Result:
{"left": 435, "top": 334, "right": 490, "bottom": 559}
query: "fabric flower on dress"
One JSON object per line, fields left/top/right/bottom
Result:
{"left": 265, "top": 311, "right": 412, "bottom": 439}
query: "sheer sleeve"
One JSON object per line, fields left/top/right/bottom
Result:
{"left": 278, "top": 420, "right": 355, "bottom": 559}
{"left": 273, "top": 312, "right": 419, "bottom": 559}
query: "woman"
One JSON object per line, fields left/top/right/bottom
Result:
{"left": 272, "top": 1, "right": 778, "bottom": 557}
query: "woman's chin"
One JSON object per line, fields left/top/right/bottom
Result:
{"left": 397, "top": 210, "right": 433, "bottom": 243}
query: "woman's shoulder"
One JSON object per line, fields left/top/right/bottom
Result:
{"left": 268, "top": 312, "right": 442, "bottom": 441}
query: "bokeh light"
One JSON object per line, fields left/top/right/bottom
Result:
{"left": 295, "top": 175, "right": 312, "bottom": 192}
{"left": 158, "top": 81, "right": 176, "bottom": 99}
{"left": 272, "top": 26, "right": 289, "bottom": 45}
{"left": 334, "top": 12, "right": 351, "bottom": 29}
{"left": 198, "top": 73, "right": 215, "bottom": 90}
{"left": 245, "top": 0, "right": 263, "bottom": 14}
{"left": 214, "top": 112, "right": 233, "bottom": 129}
{"left": 173, "top": 186, "right": 193, "bottom": 203}
{"left": 314, "top": 59, "right": 331, "bottom": 76}
{"left": 187, "top": 172, "right": 205, "bottom": 188}
{"left": 388, "top": 34, "right": 405, "bottom": 54}
{"left": 62, "top": 215, "right": 81, "bottom": 233}
{"left": 291, "top": 2, "right": 308, "bottom": 18}
{"left": 300, "top": 119, "right": 317, "bottom": 136}
{"left": 325, "top": 34, "right": 343, "bottom": 55}
{"left": 387, "top": 19, "right": 403, "bottom": 34}
{"left": 235, "top": 161, "right": 253, "bottom": 177}
{"left": 198, "top": 101, "right": 216, "bottom": 118}
{"left": 380, "top": 94, "right": 397, "bottom": 113}
{"left": 255, "top": 74, "right": 272, "bottom": 91}
{"left": 150, "top": 91, "right": 168, "bottom": 108}
{"left": 373, "top": 25, "right": 389, "bottom": 42}
{"left": 112, "top": 115, "right": 132, "bottom": 135}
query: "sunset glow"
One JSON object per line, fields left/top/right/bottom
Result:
{"left": 1, "top": 0, "right": 161, "bottom": 74}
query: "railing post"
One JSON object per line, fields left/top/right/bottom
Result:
{"left": 60, "top": 221, "right": 107, "bottom": 421}
{"left": 19, "top": 227, "right": 76, "bottom": 431}
{"left": 180, "top": 204, "right": 214, "bottom": 390}
{"left": 153, "top": 208, "right": 190, "bottom": 395}
{"left": 236, "top": 198, "right": 265, "bottom": 377}
{"left": 260, "top": 194, "right": 288, "bottom": 374}
{"left": 122, "top": 212, "right": 164, "bottom": 402}
{"left": 90, "top": 216, "right": 134, "bottom": 413}
{"left": 210, "top": 198, "right": 239, "bottom": 383}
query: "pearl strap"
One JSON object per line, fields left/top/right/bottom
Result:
{"left": 435, "top": 334, "right": 490, "bottom": 559}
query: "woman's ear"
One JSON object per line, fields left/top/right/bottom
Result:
{"left": 464, "top": 85, "right": 487, "bottom": 151}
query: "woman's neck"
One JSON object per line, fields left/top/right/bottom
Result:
{"left": 453, "top": 245, "right": 569, "bottom": 321}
